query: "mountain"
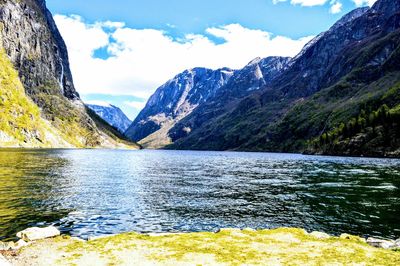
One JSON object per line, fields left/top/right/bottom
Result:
{"left": 0, "top": 0, "right": 139, "bottom": 149}
{"left": 128, "top": 0, "right": 400, "bottom": 157}
{"left": 86, "top": 103, "right": 132, "bottom": 133}
{"left": 124, "top": 67, "right": 235, "bottom": 148}
{"left": 125, "top": 57, "right": 291, "bottom": 148}
{"left": 168, "top": 56, "right": 291, "bottom": 147}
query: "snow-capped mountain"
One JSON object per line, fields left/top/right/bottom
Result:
{"left": 125, "top": 57, "right": 291, "bottom": 148}
{"left": 124, "top": 67, "right": 234, "bottom": 147}
{"left": 86, "top": 102, "right": 132, "bottom": 133}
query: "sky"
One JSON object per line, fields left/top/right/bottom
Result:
{"left": 46, "top": 0, "right": 377, "bottom": 120}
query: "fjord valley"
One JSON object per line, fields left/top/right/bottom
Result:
{"left": 0, "top": 0, "right": 400, "bottom": 265}
{"left": 0, "top": 0, "right": 139, "bottom": 149}
{"left": 127, "top": 0, "right": 400, "bottom": 158}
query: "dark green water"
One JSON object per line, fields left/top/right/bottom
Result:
{"left": 0, "top": 149, "right": 399, "bottom": 241}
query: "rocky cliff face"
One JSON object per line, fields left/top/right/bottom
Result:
{"left": 168, "top": 56, "right": 291, "bottom": 147}
{"left": 0, "top": 0, "right": 138, "bottom": 148}
{"left": 0, "top": 0, "right": 77, "bottom": 99}
{"left": 167, "top": 0, "right": 400, "bottom": 154}
{"left": 125, "top": 67, "right": 234, "bottom": 147}
{"left": 87, "top": 104, "right": 132, "bottom": 133}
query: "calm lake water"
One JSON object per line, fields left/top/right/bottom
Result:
{"left": 0, "top": 149, "right": 399, "bottom": 241}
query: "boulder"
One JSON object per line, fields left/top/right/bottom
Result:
{"left": 310, "top": 231, "right": 330, "bottom": 239}
{"left": 367, "top": 237, "right": 395, "bottom": 249}
{"left": 16, "top": 226, "right": 60, "bottom": 242}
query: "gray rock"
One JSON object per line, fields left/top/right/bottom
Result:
{"left": 16, "top": 226, "right": 60, "bottom": 242}
{"left": 366, "top": 237, "right": 395, "bottom": 249}
{"left": 15, "top": 239, "right": 28, "bottom": 249}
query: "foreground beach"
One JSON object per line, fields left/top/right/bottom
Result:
{"left": 2, "top": 228, "right": 400, "bottom": 266}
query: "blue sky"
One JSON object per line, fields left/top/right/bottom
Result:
{"left": 46, "top": 0, "right": 375, "bottom": 120}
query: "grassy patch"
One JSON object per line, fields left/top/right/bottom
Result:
{"left": 49, "top": 228, "right": 400, "bottom": 265}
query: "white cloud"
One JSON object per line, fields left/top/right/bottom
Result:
{"left": 272, "top": 0, "right": 328, "bottom": 6}
{"left": 291, "top": 0, "right": 328, "bottom": 6}
{"left": 330, "top": 1, "right": 343, "bottom": 13}
{"left": 124, "top": 101, "right": 147, "bottom": 110}
{"left": 352, "top": 0, "right": 377, "bottom": 6}
{"left": 55, "top": 15, "right": 313, "bottom": 99}
{"left": 273, "top": 0, "right": 377, "bottom": 11}
{"left": 85, "top": 100, "right": 112, "bottom": 107}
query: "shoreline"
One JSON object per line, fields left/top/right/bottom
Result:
{"left": 2, "top": 147, "right": 400, "bottom": 160}
{"left": 2, "top": 227, "right": 399, "bottom": 265}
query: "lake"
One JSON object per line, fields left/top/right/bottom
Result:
{"left": 0, "top": 149, "right": 399, "bottom": 241}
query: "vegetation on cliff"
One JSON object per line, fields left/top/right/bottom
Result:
{"left": 0, "top": 48, "right": 66, "bottom": 147}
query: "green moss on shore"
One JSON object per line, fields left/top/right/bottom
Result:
{"left": 9, "top": 228, "right": 400, "bottom": 266}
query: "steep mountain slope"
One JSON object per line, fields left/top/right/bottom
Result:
{"left": 168, "top": 56, "right": 291, "bottom": 146}
{"left": 125, "top": 67, "right": 234, "bottom": 148}
{"left": 0, "top": 48, "right": 68, "bottom": 147}
{"left": 0, "top": 0, "right": 139, "bottom": 148}
{"left": 87, "top": 103, "right": 132, "bottom": 133}
{"left": 168, "top": 0, "right": 400, "bottom": 156}
{"left": 126, "top": 57, "right": 291, "bottom": 148}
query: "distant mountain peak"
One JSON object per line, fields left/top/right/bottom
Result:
{"left": 87, "top": 104, "right": 132, "bottom": 133}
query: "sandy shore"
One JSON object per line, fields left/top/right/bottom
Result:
{"left": 2, "top": 228, "right": 400, "bottom": 266}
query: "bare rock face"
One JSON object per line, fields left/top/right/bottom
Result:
{"left": 0, "top": 0, "right": 137, "bottom": 148}
{"left": 0, "top": 0, "right": 78, "bottom": 100}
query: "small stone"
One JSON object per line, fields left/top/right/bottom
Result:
{"left": 216, "top": 228, "right": 241, "bottom": 234}
{"left": 16, "top": 226, "right": 60, "bottom": 242}
{"left": 340, "top": 233, "right": 366, "bottom": 243}
{"left": 15, "top": 239, "right": 28, "bottom": 249}
{"left": 216, "top": 228, "right": 247, "bottom": 238}
{"left": 310, "top": 231, "right": 330, "bottom": 239}
{"left": 6, "top": 241, "right": 15, "bottom": 250}
{"left": 242, "top": 228, "right": 256, "bottom": 232}
{"left": 367, "top": 237, "right": 395, "bottom": 249}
